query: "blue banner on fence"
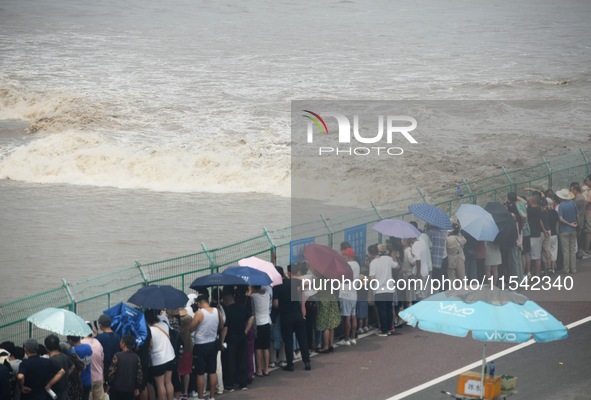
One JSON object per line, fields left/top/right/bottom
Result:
{"left": 290, "top": 237, "right": 315, "bottom": 265}
{"left": 344, "top": 224, "right": 367, "bottom": 264}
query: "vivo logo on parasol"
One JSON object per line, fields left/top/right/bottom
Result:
{"left": 521, "top": 309, "right": 548, "bottom": 320}
{"left": 439, "top": 303, "right": 475, "bottom": 316}
{"left": 484, "top": 331, "right": 518, "bottom": 342}
{"left": 303, "top": 110, "right": 418, "bottom": 156}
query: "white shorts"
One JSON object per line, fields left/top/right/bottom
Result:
{"left": 340, "top": 299, "right": 356, "bottom": 316}
{"left": 542, "top": 235, "right": 558, "bottom": 262}
{"left": 530, "top": 237, "right": 542, "bottom": 260}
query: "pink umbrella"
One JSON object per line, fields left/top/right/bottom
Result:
{"left": 303, "top": 244, "right": 353, "bottom": 280}
{"left": 238, "top": 256, "right": 283, "bottom": 286}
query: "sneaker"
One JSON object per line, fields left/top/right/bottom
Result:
{"left": 240, "top": 386, "right": 248, "bottom": 391}
{"left": 337, "top": 339, "right": 351, "bottom": 346}
{"left": 224, "top": 389, "right": 235, "bottom": 393}
{"left": 269, "top": 362, "right": 276, "bottom": 368}
{"left": 293, "top": 352, "right": 302, "bottom": 360}
{"left": 216, "top": 389, "right": 224, "bottom": 395}
{"left": 280, "top": 360, "right": 288, "bottom": 367}
{"left": 304, "top": 361, "right": 311, "bottom": 370}
{"left": 350, "top": 338, "right": 357, "bottom": 345}
{"left": 357, "top": 328, "right": 364, "bottom": 334}
{"left": 282, "top": 364, "right": 294, "bottom": 372}
{"left": 363, "top": 326, "right": 370, "bottom": 333}
{"left": 376, "top": 332, "right": 388, "bottom": 337}
{"left": 189, "top": 392, "right": 198, "bottom": 398}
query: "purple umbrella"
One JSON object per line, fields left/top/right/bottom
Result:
{"left": 372, "top": 218, "right": 421, "bottom": 239}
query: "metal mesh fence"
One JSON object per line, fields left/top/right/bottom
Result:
{"left": 2, "top": 148, "right": 590, "bottom": 343}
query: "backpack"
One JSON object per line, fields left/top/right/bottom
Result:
{"left": 0, "top": 354, "right": 16, "bottom": 400}
{"left": 168, "top": 326, "right": 185, "bottom": 360}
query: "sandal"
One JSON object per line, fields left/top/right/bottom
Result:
{"left": 254, "top": 373, "right": 264, "bottom": 377}
{"left": 263, "top": 371, "right": 271, "bottom": 376}
{"left": 317, "top": 348, "right": 330, "bottom": 354}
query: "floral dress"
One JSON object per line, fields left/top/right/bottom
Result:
{"left": 315, "top": 285, "right": 341, "bottom": 331}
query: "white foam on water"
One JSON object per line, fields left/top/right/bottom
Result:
{"left": 0, "top": 130, "right": 292, "bottom": 196}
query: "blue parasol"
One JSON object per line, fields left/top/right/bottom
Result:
{"left": 456, "top": 204, "right": 499, "bottom": 241}
{"left": 103, "top": 302, "right": 148, "bottom": 346}
{"left": 400, "top": 286, "right": 567, "bottom": 398}
{"left": 408, "top": 203, "right": 453, "bottom": 230}
{"left": 222, "top": 266, "right": 273, "bottom": 286}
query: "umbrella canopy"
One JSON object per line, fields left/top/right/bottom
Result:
{"left": 399, "top": 286, "right": 568, "bottom": 398}
{"left": 238, "top": 256, "right": 283, "bottom": 286}
{"left": 484, "top": 202, "right": 518, "bottom": 248}
{"left": 27, "top": 307, "right": 92, "bottom": 337}
{"left": 456, "top": 204, "right": 499, "bottom": 241}
{"left": 372, "top": 218, "right": 421, "bottom": 239}
{"left": 408, "top": 203, "right": 453, "bottom": 230}
{"left": 190, "top": 273, "right": 250, "bottom": 289}
{"left": 103, "top": 302, "right": 149, "bottom": 346}
{"left": 303, "top": 243, "right": 353, "bottom": 280}
{"left": 222, "top": 266, "right": 273, "bottom": 286}
{"left": 128, "top": 285, "right": 189, "bottom": 310}
{"left": 399, "top": 287, "right": 567, "bottom": 343}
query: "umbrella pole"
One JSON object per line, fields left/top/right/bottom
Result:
{"left": 480, "top": 343, "right": 486, "bottom": 400}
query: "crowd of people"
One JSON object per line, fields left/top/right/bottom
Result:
{"left": 1, "top": 179, "right": 589, "bottom": 400}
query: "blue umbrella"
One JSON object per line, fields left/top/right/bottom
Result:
{"left": 190, "top": 272, "right": 250, "bottom": 289}
{"left": 372, "top": 218, "right": 421, "bottom": 239}
{"left": 103, "top": 302, "right": 149, "bottom": 346}
{"left": 456, "top": 204, "right": 499, "bottom": 241}
{"left": 408, "top": 203, "right": 453, "bottom": 230}
{"left": 128, "top": 285, "right": 189, "bottom": 310}
{"left": 222, "top": 266, "right": 273, "bottom": 286}
{"left": 400, "top": 286, "right": 567, "bottom": 397}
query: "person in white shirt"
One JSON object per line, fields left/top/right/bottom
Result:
{"left": 251, "top": 285, "right": 272, "bottom": 376}
{"left": 145, "top": 310, "right": 175, "bottom": 400}
{"left": 368, "top": 244, "right": 398, "bottom": 336}
{"left": 337, "top": 248, "right": 360, "bottom": 346}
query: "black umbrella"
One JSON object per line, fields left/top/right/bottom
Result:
{"left": 484, "top": 202, "right": 518, "bottom": 248}
{"left": 128, "top": 285, "right": 189, "bottom": 310}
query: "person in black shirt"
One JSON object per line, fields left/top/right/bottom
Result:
{"left": 528, "top": 193, "right": 544, "bottom": 277}
{"left": 108, "top": 335, "right": 142, "bottom": 400}
{"left": 17, "top": 339, "right": 65, "bottom": 400}
{"left": 221, "top": 288, "right": 252, "bottom": 391}
{"left": 44, "top": 335, "right": 72, "bottom": 400}
{"left": 272, "top": 264, "right": 311, "bottom": 371}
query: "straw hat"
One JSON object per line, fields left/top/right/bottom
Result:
{"left": 555, "top": 189, "right": 575, "bottom": 200}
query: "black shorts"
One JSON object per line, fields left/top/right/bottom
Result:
{"left": 254, "top": 323, "right": 271, "bottom": 350}
{"left": 522, "top": 236, "right": 531, "bottom": 254}
{"left": 149, "top": 360, "right": 174, "bottom": 378}
{"left": 193, "top": 342, "right": 217, "bottom": 375}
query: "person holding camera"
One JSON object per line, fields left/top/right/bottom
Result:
{"left": 446, "top": 223, "right": 467, "bottom": 281}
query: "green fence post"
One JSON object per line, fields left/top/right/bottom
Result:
{"left": 462, "top": 177, "right": 475, "bottom": 204}
{"left": 370, "top": 201, "right": 383, "bottom": 220}
{"left": 263, "top": 227, "right": 277, "bottom": 265}
{"left": 417, "top": 187, "right": 427, "bottom": 203}
{"left": 62, "top": 279, "right": 76, "bottom": 313}
{"left": 320, "top": 214, "right": 334, "bottom": 248}
{"left": 201, "top": 243, "right": 217, "bottom": 273}
{"left": 135, "top": 261, "right": 148, "bottom": 286}
{"left": 501, "top": 166, "right": 514, "bottom": 192}
{"left": 542, "top": 157, "right": 552, "bottom": 189}
{"left": 580, "top": 148, "right": 589, "bottom": 177}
